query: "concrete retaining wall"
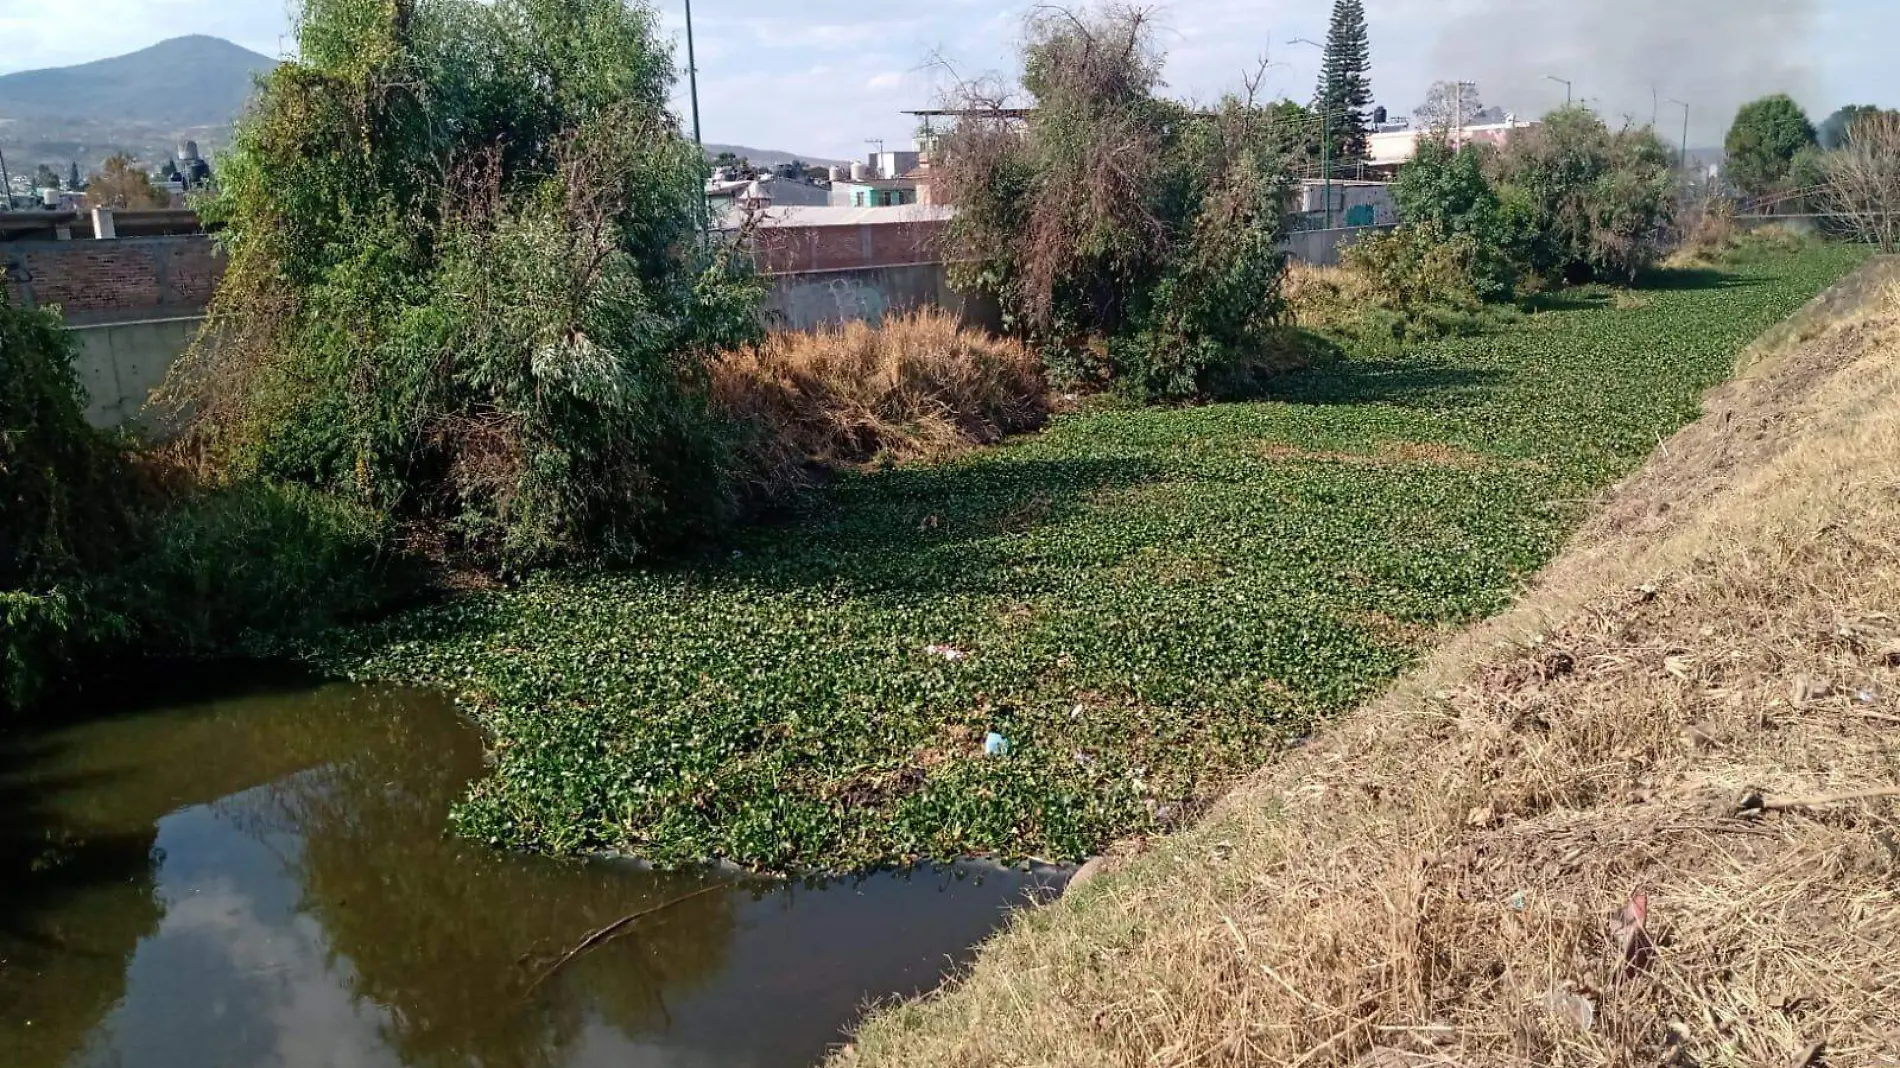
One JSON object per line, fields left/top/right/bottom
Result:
{"left": 5, "top": 234, "right": 224, "bottom": 433}
{"left": 67, "top": 316, "right": 202, "bottom": 431}
{"left": 765, "top": 262, "right": 1000, "bottom": 332}
{"left": 1279, "top": 224, "right": 1396, "bottom": 267}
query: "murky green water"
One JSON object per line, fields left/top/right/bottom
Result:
{"left": 0, "top": 681, "right": 1065, "bottom": 1067}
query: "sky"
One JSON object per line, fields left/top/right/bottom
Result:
{"left": 1, "top": 0, "right": 1894, "bottom": 161}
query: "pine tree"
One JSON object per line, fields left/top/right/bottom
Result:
{"left": 1314, "top": 0, "right": 1373, "bottom": 166}
{"left": 68, "top": 162, "right": 82, "bottom": 191}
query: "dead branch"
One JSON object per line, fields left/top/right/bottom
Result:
{"left": 524, "top": 883, "right": 725, "bottom": 996}
{"left": 1742, "top": 786, "right": 1900, "bottom": 814}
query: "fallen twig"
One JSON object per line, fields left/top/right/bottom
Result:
{"left": 524, "top": 883, "right": 724, "bottom": 996}
{"left": 1743, "top": 786, "right": 1900, "bottom": 814}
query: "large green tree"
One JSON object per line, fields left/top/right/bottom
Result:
{"left": 1819, "top": 104, "right": 1895, "bottom": 150}
{"left": 183, "top": 0, "right": 762, "bottom": 573}
{"left": 1724, "top": 94, "right": 1818, "bottom": 197}
{"left": 1314, "top": 0, "right": 1373, "bottom": 165}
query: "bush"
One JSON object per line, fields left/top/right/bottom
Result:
{"left": 1, "top": 301, "right": 133, "bottom": 712}
{"left": 1393, "top": 136, "right": 1517, "bottom": 301}
{"left": 1335, "top": 225, "right": 1510, "bottom": 340}
{"left": 178, "top": 0, "right": 763, "bottom": 575}
{"left": 103, "top": 482, "right": 397, "bottom": 659}
{"left": 936, "top": 7, "right": 1294, "bottom": 401}
{"left": 2, "top": 297, "right": 407, "bottom": 713}
{"left": 711, "top": 311, "right": 1047, "bottom": 497}
{"left": 1490, "top": 106, "right": 1677, "bottom": 282}
{"left": 0, "top": 302, "right": 128, "bottom": 589}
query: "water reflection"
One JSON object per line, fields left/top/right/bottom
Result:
{"left": 1, "top": 683, "right": 1064, "bottom": 1068}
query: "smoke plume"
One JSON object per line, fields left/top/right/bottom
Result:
{"left": 1425, "top": 0, "right": 1819, "bottom": 147}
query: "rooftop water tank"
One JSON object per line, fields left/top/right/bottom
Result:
{"left": 829, "top": 164, "right": 849, "bottom": 182}
{"left": 849, "top": 161, "right": 871, "bottom": 182}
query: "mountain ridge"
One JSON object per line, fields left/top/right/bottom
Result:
{"left": 3, "top": 37, "right": 840, "bottom": 179}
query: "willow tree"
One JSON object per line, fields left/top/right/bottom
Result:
{"left": 179, "top": 0, "right": 761, "bottom": 572}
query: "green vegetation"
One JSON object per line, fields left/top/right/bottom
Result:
{"left": 1, "top": 302, "right": 130, "bottom": 711}
{"left": 1486, "top": 107, "right": 1678, "bottom": 283}
{"left": 1314, "top": 0, "right": 1373, "bottom": 164}
{"left": 936, "top": 7, "right": 1296, "bottom": 401}
{"left": 1313, "top": 111, "right": 1677, "bottom": 344}
{"left": 323, "top": 244, "right": 1863, "bottom": 871}
{"left": 1726, "top": 94, "right": 1820, "bottom": 197}
{"left": 1, "top": 298, "right": 396, "bottom": 715}
{"left": 182, "top": 0, "right": 760, "bottom": 574}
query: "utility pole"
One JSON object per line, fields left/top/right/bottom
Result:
{"left": 1454, "top": 80, "right": 1464, "bottom": 150}
{"left": 1545, "top": 74, "right": 1573, "bottom": 106}
{"left": 683, "top": 0, "right": 702, "bottom": 146}
{"left": 0, "top": 139, "right": 12, "bottom": 211}
{"left": 1291, "top": 37, "right": 1332, "bottom": 230}
{"left": 1668, "top": 98, "right": 1691, "bottom": 186}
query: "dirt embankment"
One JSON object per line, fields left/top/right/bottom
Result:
{"left": 840, "top": 258, "right": 1900, "bottom": 1068}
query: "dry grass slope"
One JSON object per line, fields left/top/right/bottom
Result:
{"left": 711, "top": 311, "right": 1047, "bottom": 497}
{"left": 841, "top": 259, "right": 1900, "bottom": 1068}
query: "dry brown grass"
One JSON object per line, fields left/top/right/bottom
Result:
{"left": 839, "top": 259, "right": 1900, "bottom": 1068}
{"left": 1284, "top": 261, "right": 1379, "bottom": 334}
{"left": 710, "top": 311, "right": 1047, "bottom": 496}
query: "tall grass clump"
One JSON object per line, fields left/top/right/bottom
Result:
{"left": 174, "top": 0, "right": 762, "bottom": 575}
{"left": 711, "top": 311, "right": 1047, "bottom": 496}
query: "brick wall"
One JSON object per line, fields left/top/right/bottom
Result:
{"left": 4, "top": 235, "right": 225, "bottom": 325}
{"left": 755, "top": 219, "right": 950, "bottom": 275}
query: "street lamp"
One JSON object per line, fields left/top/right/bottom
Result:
{"left": 1290, "top": 36, "right": 1333, "bottom": 230}
{"left": 684, "top": 0, "right": 702, "bottom": 146}
{"left": 1545, "top": 74, "right": 1573, "bottom": 106}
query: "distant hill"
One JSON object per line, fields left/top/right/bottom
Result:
{"left": 705, "top": 143, "right": 850, "bottom": 171}
{"left": 0, "top": 36, "right": 277, "bottom": 174}
{"left": 0, "top": 36, "right": 842, "bottom": 181}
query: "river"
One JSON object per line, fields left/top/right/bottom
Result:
{"left": 0, "top": 680, "right": 1066, "bottom": 1067}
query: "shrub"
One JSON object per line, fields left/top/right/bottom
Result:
{"left": 1392, "top": 136, "right": 1517, "bottom": 301}
{"left": 103, "top": 482, "right": 397, "bottom": 659}
{"left": 1667, "top": 197, "right": 1744, "bottom": 267}
{"left": 0, "top": 301, "right": 132, "bottom": 712}
{"left": 711, "top": 311, "right": 1047, "bottom": 497}
{"left": 1821, "top": 110, "right": 1900, "bottom": 253}
{"left": 936, "top": 6, "right": 1294, "bottom": 401}
{"left": 1490, "top": 107, "right": 1677, "bottom": 282}
{"left": 1338, "top": 225, "right": 1496, "bottom": 336}
{"left": 176, "top": 0, "right": 762, "bottom": 575}
{"left": 0, "top": 302, "right": 128, "bottom": 588}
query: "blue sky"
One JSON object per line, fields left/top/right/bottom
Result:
{"left": 1, "top": 0, "right": 1893, "bottom": 160}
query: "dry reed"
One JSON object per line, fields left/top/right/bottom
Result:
{"left": 711, "top": 310, "right": 1046, "bottom": 497}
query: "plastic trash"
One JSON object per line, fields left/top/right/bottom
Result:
{"left": 926, "top": 644, "right": 968, "bottom": 662}
{"left": 984, "top": 732, "right": 1011, "bottom": 757}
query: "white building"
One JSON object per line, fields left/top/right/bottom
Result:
{"left": 1367, "top": 118, "right": 1538, "bottom": 166}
